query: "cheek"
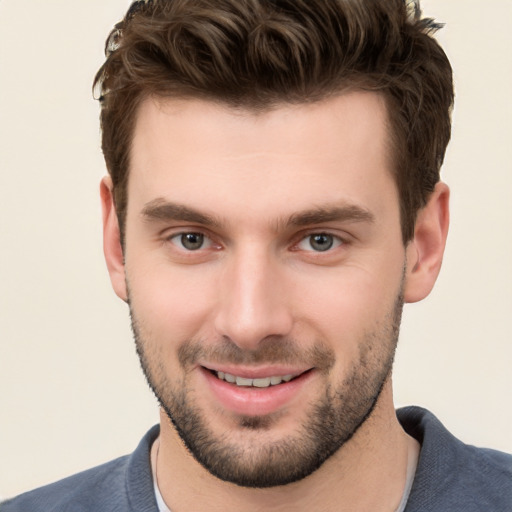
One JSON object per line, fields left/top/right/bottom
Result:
{"left": 126, "top": 260, "right": 219, "bottom": 346}
{"left": 294, "top": 262, "right": 403, "bottom": 343}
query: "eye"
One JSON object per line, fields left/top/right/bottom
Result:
{"left": 297, "top": 233, "right": 343, "bottom": 252}
{"left": 169, "top": 232, "right": 212, "bottom": 251}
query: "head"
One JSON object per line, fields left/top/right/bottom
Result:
{"left": 94, "top": 0, "right": 453, "bottom": 246}
{"left": 96, "top": 0, "right": 452, "bottom": 489}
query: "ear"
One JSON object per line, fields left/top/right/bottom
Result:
{"left": 100, "top": 176, "right": 128, "bottom": 302}
{"left": 403, "top": 182, "right": 450, "bottom": 303}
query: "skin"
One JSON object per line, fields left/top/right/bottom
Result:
{"left": 101, "top": 91, "right": 449, "bottom": 511}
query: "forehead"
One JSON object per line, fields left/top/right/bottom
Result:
{"left": 128, "top": 92, "right": 397, "bottom": 224}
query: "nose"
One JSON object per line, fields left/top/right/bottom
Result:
{"left": 213, "top": 246, "right": 293, "bottom": 350}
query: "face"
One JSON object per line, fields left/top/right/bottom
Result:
{"left": 116, "top": 93, "right": 410, "bottom": 487}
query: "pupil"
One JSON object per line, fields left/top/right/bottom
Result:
{"left": 181, "top": 233, "right": 204, "bottom": 250}
{"left": 311, "top": 234, "right": 333, "bottom": 251}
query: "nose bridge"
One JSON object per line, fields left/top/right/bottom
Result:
{"left": 214, "top": 242, "right": 292, "bottom": 349}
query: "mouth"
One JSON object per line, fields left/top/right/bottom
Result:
{"left": 207, "top": 368, "right": 306, "bottom": 388}
{"left": 199, "top": 365, "right": 315, "bottom": 416}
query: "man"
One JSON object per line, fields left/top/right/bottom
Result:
{"left": 2, "top": 0, "right": 511, "bottom": 510}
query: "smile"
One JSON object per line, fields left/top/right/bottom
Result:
{"left": 214, "top": 371, "right": 297, "bottom": 388}
{"left": 201, "top": 366, "right": 315, "bottom": 415}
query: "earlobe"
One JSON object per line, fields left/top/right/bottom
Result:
{"left": 404, "top": 182, "right": 450, "bottom": 303}
{"left": 100, "top": 176, "right": 128, "bottom": 302}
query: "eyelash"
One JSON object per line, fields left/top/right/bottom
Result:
{"left": 167, "top": 232, "right": 217, "bottom": 251}
{"left": 166, "top": 230, "right": 346, "bottom": 254}
{"left": 295, "top": 232, "right": 344, "bottom": 252}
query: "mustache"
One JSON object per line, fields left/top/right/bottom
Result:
{"left": 178, "top": 336, "right": 335, "bottom": 371}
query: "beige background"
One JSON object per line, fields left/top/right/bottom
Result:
{"left": 1, "top": 0, "right": 511, "bottom": 499}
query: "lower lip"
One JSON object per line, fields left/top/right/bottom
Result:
{"left": 200, "top": 367, "right": 314, "bottom": 417}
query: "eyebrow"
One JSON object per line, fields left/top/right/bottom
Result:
{"left": 287, "top": 205, "right": 375, "bottom": 227}
{"left": 141, "top": 199, "right": 375, "bottom": 230}
{"left": 141, "top": 199, "right": 222, "bottom": 228}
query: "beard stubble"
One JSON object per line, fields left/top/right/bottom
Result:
{"left": 130, "top": 290, "right": 403, "bottom": 488}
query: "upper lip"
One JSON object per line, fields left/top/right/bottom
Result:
{"left": 200, "top": 363, "right": 313, "bottom": 379}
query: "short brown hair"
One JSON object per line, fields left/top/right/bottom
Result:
{"left": 94, "top": 0, "right": 454, "bottom": 243}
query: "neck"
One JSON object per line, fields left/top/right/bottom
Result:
{"left": 154, "top": 382, "right": 416, "bottom": 512}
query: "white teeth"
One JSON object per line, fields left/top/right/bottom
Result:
{"left": 215, "top": 371, "right": 296, "bottom": 388}
{"left": 235, "top": 376, "right": 253, "bottom": 387}
{"left": 224, "top": 373, "right": 236, "bottom": 383}
{"left": 252, "top": 377, "right": 271, "bottom": 388}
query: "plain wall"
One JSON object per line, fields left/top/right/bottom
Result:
{"left": 1, "top": 0, "right": 511, "bottom": 499}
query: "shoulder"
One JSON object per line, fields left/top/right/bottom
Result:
{"left": 1, "top": 425, "right": 160, "bottom": 512}
{"left": 1, "top": 456, "right": 129, "bottom": 512}
{"left": 398, "top": 406, "right": 512, "bottom": 511}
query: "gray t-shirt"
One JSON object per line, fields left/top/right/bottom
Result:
{"left": 2, "top": 407, "right": 511, "bottom": 511}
